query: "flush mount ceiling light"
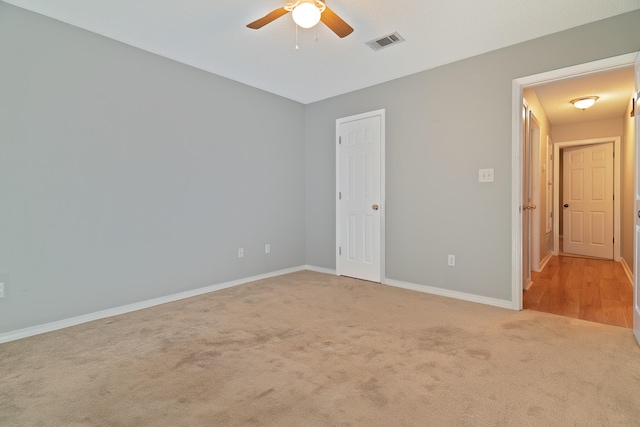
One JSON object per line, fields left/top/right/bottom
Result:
{"left": 570, "top": 96, "right": 599, "bottom": 110}
{"left": 289, "top": 1, "right": 325, "bottom": 28}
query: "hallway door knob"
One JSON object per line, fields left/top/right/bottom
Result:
{"left": 564, "top": 204, "right": 569, "bottom": 208}
{"left": 372, "top": 204, "right": 379, "bottom": 211}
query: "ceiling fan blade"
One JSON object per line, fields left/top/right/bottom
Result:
{"left": 320, "top": 6, "right": 353, "bottom": 38}
{"left": 247, "top": 7, "right": 289, "bottom": 29}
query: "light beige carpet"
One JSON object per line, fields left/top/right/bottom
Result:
{"left": 1, "top": 271, "right": 639, "bottom": 426}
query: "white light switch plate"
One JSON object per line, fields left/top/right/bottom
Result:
{"left": 479, "top": 168, "right": 494, "bottom": 183}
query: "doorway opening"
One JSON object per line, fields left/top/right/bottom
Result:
{"left": 511, "top": 52, "right": 637, "bottom": 316}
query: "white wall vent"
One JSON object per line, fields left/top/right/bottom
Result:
{"left": 366, "top": 32, "right": 405, "bottom": 51}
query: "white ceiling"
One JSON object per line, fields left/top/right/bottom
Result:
{"left": 531, "top": 66, "right": 636, "bottom": 126}
{"left": 3, "top": 0, "right": 639, "bottom": 105}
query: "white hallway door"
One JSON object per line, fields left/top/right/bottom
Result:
{"left": 522, "top": 105, "right": 533, "bottom": 290}
{"left": 336, "top": 110, "right": 385, "bottom": 283}
{"left": 633, "top": 51, "right": 640, "bottom": 346}
{"left": 563, "top": 142, "right": 614, "bottom": 259}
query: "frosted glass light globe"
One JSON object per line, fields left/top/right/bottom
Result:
{"left": 292, "top": 2, "right": 321, "bottom": 28}
{"left": 571, "top": 97, "right": 598, "bottom": 110}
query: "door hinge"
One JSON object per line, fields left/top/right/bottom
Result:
{"left": 339, "top": 192, "right": 341, "bottom": 200}
{"left": 339, "top": 136, "right": 342, "bottom": 145}
{"left": 339, "top": 246, "right": 342, "bottom": 255}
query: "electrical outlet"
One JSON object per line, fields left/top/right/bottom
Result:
{"left": 265, "top": 244, "right": 271, "bottom": 254}
{"left": 447, "top": 255, "right": 456, "bottom": 267}
{"left": 0, "top": 283, "right": 4, "bottom": 299}
{"left": 238, "top": 248, "right": 244, "bottom": 258}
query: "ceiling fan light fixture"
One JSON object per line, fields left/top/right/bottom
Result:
{"left": 570, "top": 96, "right": 599, "bottom": 110}
{"left": 247, "top": 1, "right": 351, "bottom": 38}
{"left": 291, "top": 1, "right": 323, "bottom": 29}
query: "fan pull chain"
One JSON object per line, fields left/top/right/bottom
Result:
{"left": 295, "top": 24, "right": 299, "bottom": 50}
{"left": 315, "top": 25, "right": 318, "bottom": 42}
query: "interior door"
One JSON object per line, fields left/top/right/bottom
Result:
{"left": 522, "top": 105, "right": 532, "bottom": 290}
{"left": 562, "top": 143, "right": 614, "bottom": 259}
{"left": 337, "top": 111, "right": 384, "bottom": 283}
{"left": 633, "top": 51, "right": 640, "bottom": 345}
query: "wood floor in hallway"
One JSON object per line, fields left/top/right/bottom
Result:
{"left": 523, "top": 255, "right": 633, "bottom": 328}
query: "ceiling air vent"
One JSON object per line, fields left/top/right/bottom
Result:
{"left": 366, "top": 32, "right": 405, "bottom": 51}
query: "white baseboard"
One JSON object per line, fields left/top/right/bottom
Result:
{"left": 385, "top": 278, "right": 513, "bottom": 310}
{"left": 304, "top": 265, "right": 337, "bottom": 275}
{"left": 535, "top": 252, "right": 553, "bottom": 272}
{"left": 0, "top": 265, "right": 308, "bottom": 344}
{"left": 620, "top": 258, "right": 634, "bottom": 286}
{"left": 523, "top": 278, "right": 533, "bottom": 291}
{"left": 1, "top": 267, "right": 515, "bottom": 344}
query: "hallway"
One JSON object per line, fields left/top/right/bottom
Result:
{"left": 524, "top": 256, "right": 633, "bottom": 328}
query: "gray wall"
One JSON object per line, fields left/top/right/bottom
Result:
{"left": 2, "top": 3, "right": 640, "bottom": 334}
{"left": 305, "top": 10, "right": 640, "bottom": 301}
{"left": 0, "top": 4, "right": 306, "bottom": 333}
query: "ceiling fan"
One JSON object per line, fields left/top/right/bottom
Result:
{"left": 247, "top": 1, "right": 354, "bottom": 38}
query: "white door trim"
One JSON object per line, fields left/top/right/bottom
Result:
{"left": 553, "top": 138, "right": 620, "bottom": 260}
{"left": 336, "top": 109, "right": 386, "bottom": 283}
{"left": 511, "top": 52, "right": 637, "bottom": 310}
